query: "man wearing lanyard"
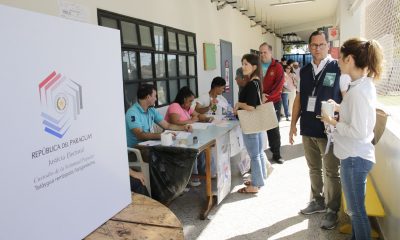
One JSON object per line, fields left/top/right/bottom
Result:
{"left": 126, "top": 84, "right": 192, "bottom": 148}
{"left": 259, "top": 43, "right": 285, "bottom": 164}
{"left": 289, "top": 30, "right": 342, "bottom": 230}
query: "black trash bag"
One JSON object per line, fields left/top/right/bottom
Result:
{"left": 149, "top": 146, "right": 198, "bottom": 204}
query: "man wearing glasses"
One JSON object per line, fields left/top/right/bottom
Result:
{"left": 259, "top": 42, "right": 285, "bottom": 164}
{"left": 289, "top": 30, "right": 342, "bottom": 230}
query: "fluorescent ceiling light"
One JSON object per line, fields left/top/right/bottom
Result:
{"left": 271, "top": 0, "right": 315, "bottom": 7}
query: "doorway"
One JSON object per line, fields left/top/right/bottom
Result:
{"left": 220, "top": 40, "right": 233, "bottom": 104}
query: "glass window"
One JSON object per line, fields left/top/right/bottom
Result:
{"left": 155, "top": 54, "right": 166, "bottom": 78}
{"left": 168, "top": 55, "right": 177, "bottom": 77}
{"left": 156, "top": 81, "right": 168, "bottom": 105}
{"left": 178, "top": 55, "right": 187, "bottom": 76}
{"left": 188, "top": 36, "right": 195, "bottom": 52}
{"left": 168, "top": 31, "right": 177, "bottom": 50}
{"left": 139, "top": 25, "right": 152, "bottom": 47}
{"left": 178, "top": 34, "right": 187, "bottom": 51}
{"left": 124, "top": 83, "right": 139, "bottom": 107}
{"left": 188, "top": 56, "right": 195, "bottom": 76}
{"left": 189, "top": 78, "right": 197, "bottom": 96}
{"left": 180, "top": 79, "right": 188, "bottom": 88}
{"left": 122, "top": 51, "right": 138, "bottom": 80}
{"left": 98, "top": 11, "right": 198, "bottom": 108}
{"left": 100, "top": 17, "right": 118, "bottom": 29}
{"left": 154, "top": 26, "right": 164, "bottom": 51}
{"left": 140, "top": 53, "right": 153, "bottom": 79}
{"left": 169, "top": 80, "right": 179, "bottom": 102}
{"left": 121, "top": 21, "right": 138, "bottom": 45}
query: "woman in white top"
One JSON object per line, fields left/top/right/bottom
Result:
{"left": 321, "top": 38, "right": 383, "bottom": 240}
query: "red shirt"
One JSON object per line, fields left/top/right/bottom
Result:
{"left": 262, "top": 58, "right": 284, "bottom": 103}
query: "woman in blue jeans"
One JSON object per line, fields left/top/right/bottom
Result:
{"left": 321, "top": 38, "right": 383, "bottom": 239}
{"left": 234, "top": 53, "right": 266, "bottom": 193}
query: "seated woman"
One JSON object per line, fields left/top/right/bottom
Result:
{"left": 165, "top": 87, "right": 214, "bottom": 187}
{"left": 165, "top": 86, "right": 211, "bottom": 124}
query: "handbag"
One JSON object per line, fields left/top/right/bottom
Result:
{"left": 372, "top": 108, "right": 388, "bottom": 145}
{"left": 237, "top": 80, "right": 278, "bottom": 134}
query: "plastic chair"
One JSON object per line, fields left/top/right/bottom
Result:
{"left": 127, "top": 147, "right": 151, "bottom": 197}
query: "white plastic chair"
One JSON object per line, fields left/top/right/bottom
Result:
{"left": 127, "top": 147, "right": 151, "bottom": 197}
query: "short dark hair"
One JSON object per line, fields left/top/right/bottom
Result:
{"left": 211, "top": 76, "right": 226, "bottom": 89}
{"left": 281, "top": 57, "right": 287, "bottom": 62}
{"left": 235, "top": 67, "right": 244, "bottom": 79}
{"left": 137, "top": 84, "right": 156, "bottom": 100}
{"left": 173, "top": 86, "right": 195, "bottom": 105}
{"left": 308, "top": 30, "right": 328, "bottom": 44}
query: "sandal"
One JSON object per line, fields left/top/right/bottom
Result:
{"left": 237, "top": 186, "right": 258, "bottom": 194}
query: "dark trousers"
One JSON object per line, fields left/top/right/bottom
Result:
{"left": 267, "top": 100, "right": 282, "bottom": 160}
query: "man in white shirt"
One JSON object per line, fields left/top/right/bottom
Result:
{"left": 195, "top": 76, "right": 228, "bottom": 116}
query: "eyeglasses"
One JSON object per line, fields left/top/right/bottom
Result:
{"left": 310, "top": 43, "right": 327, "bottom": 50}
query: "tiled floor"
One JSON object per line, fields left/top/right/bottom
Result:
{"left": 169, "top": 120, "right": 352, "bottom": 240}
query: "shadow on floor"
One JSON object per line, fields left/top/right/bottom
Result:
{"left": 265, "top": 143, "right": 304, "bottom": 162}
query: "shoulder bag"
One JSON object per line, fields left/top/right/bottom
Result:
{"left": 237, "top": 80, "right": 278, "bottom": 134}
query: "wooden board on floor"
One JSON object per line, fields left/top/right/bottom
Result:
{"left": 84, "top": 220, "right": 184, "bottom": 240}
{"left": 111, "top": 195, "right": 182, "bottom": 228}
{"left": 84, "top": 194, "right": 183, "bottom": 240}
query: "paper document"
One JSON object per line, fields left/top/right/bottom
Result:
{"left": 138, "top": 140, "right": 161, "bottom": 146}
{"left": 164, "top": 130, "right": 191, "bottom": 139}
{"left": 191, "top": 122, "right": 213, "bottom": 129}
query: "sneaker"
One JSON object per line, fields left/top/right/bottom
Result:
{"left": 300, "top": 200, "right": 326, "bottom": 215}
{"left": 320, "top": 209, "right": 338, "bottom": 230}
{"left": 273, "top": 158, "right": 285, "bottom": 164}
{"left": 189, "top": 179, "right": 201, "bottom": 187}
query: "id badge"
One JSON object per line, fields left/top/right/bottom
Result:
{"left": 307, "top": 96, "right": 317, "bottom": 112}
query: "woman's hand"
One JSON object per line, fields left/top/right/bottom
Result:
{"left": 320, "top": 110, "right": 337, "bottom": 126}
{"left": 327, "top": 99, "right": 340, "bottom": 112}
{"left": 184, "top": 124, "right": 193, "bottom": 132}
{"left": 191, "top": 115, "right": 199, "bottom": 122}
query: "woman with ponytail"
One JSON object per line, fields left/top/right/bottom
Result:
{"left": 321, "top": 38, "right": 383, "bottom": 239}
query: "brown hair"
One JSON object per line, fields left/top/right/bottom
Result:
{"left": 241, "top": 53, "right": 263, "bottom": 94}
{"left": 241, "top": 53, "right": 261, "bottom": 80}
{"left": 340, "top": 38, "right": 384, "bottom": 80}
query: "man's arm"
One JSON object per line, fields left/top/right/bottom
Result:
{"left": 289, "top": 93, "right": 301, "bottom": 145}
{"left": 268, "top": 64, "right": 285, "bottom": 101}
{"left": 132, "top": 128, "right": 161, "bottom": 141}
{"left": 195, "top": 102, "right": 210, "bottom": 114}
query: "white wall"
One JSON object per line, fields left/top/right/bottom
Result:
{"left": 0, "top": 0, "right": 280, "bottom": 104}
{"left": 337, "top": 0, "right": 363, "bottom": 44}
{"left": 373, "top": 119, "right": 400, "bottom": 240}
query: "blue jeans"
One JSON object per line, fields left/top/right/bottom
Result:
{"left": 242, "top": 132, "right": 266, "bottom": 187}
{"left": 341, "top": 157, "right": 374, "bottom": 240}
{"left": 281, "top": 92, "right": 289, "bottom": 118}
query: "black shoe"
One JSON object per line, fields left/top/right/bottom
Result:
{"left": 274, "top": 158, "right": 284, "bottom": 164}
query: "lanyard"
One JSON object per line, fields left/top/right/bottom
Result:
{"left": 311, "top": 60, "right": 330, "bottom": 96}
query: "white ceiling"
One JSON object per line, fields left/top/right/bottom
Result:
{"left": 215, "top": 0, "right": 339, "bottom": 42}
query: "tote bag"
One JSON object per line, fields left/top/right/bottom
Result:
{"left": 237, "top": 81, "right": 278, "bottom": 134}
